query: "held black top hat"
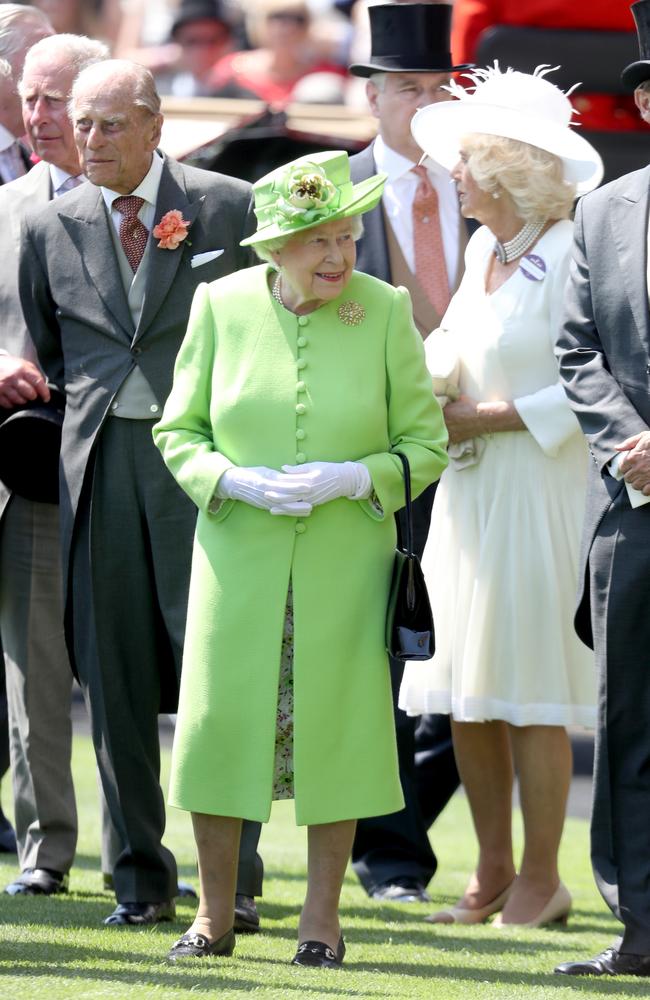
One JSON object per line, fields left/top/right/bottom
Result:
{"left": 349, "top": 3, "right": 473, "bottom": 78}
{"left": 0, "top": 387, "right": 64, "bottom": 504}
{"left": 622, "top": 0, "right": 650, "bottom": 90}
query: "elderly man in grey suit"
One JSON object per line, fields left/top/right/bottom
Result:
{"left": 345, "top": 1, "right": 466, "bottom": 905}
{"left": 554, "top": 0, "right": 650, "bottom": 978}
{"left": 19, "top": 58, "right": 262, "bottom": 927}
{"left": 0, "top": 32, "right": 114, "bottom": 898}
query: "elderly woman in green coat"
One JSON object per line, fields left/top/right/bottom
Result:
{"left": 153, "top": 150, "right": 448, "bottom": 968}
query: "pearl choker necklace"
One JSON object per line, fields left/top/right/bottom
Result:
{"left": 494, "top": 220, "right": 546, "bottom": 264}
{"left": 272, "top": 273, "right": 285, "bottom": 308}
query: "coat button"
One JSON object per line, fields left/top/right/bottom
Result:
{"left": 296, "top": 380, "right": 306, "bottom": 392}
{"left": 132, "top": 346, "right": 142, "bottom": 355}
{"left": 298, "top": 316, "right": 309, "bottom": 327}
{"left": 297, "top": 358, "right": 307, "bottom": 370}
{"left": 297, "top": 337, "right": 308, "bottom": 348}
{"left": 296, "top": 429, "right": 305, "bottom": 440}
{"left": 296, "top": 403, "right": 306, "bottom": 415}
{"left": 646, "top": 363, "right": 650, "bottom": 375}
{"left": 295, "top": 522, "right": 306, "bottom": 533}
{"left": 150, "top": 404, "right": 160, "bottom": 413}
{"left": 296, "top": 452, "right": 306, "bottom": 463}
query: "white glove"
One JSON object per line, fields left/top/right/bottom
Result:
{"left": 218, "top": 466, "right": 312, "bottom": 516}
{"left": 275, "top": 461, "right": 372, "bottom": 507}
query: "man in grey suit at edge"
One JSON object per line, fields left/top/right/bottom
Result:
{"left": 0, "top": 2, "right": 55, "bottom": 862}
{"left": 554, "top": 0, "right": 650, "bottom": 978}
{"left": 0, "top": 32, "right": 122, "bottom": 900}
{"left": 18, "top": 58, "right": 263, "bottom": 927}
{"left": 346, "top": 1, "right": 469, "bottom": 904}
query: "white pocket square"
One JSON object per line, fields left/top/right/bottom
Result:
{"left": 190, "top": 249, "right": 224, "bottom": 268}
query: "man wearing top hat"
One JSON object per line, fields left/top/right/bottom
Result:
{"left": 554, "top": 0, "right": 650, "bottom": 977}
{"left": 346, "top": 1, "right": 470, "bottom": 904}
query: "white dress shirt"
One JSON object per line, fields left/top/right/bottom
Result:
{"left": 373, "top": 134, "right": 460, "bottom": 289}
{"left": 50, "top": 163, "right": 85, "bottom": 198}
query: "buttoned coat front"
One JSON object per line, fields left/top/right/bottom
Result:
{"left": 154, "top": 264, "right": 448, "bottom": 825}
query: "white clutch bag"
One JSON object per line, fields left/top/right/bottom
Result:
{"left": 425, "top": 328, "right": 486, "bottom": 470}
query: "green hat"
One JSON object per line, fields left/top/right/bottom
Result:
{"left": 240, "top": 150, "right": 387, "bottom": 247}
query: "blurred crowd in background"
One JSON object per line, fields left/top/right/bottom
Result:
{"left": 13, "top": 0, "right": 640, "bottom": 126}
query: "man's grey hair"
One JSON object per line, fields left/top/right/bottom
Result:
{"left": 20, "top": 34, "right": 109, "bottom": 94}
{"left": 635, "top": 79, "right": 650, "bottom": 95}
{"left": 0, "top": 4, "right": 52, "bottom": 62}
{"left": 0, "top": 56, "right": 12, "bottom": 85}
{"left": 71, "top": 59, "right": 161, "bottom": 117}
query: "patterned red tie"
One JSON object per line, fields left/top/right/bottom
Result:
{"left": 113, "top": 195, "right": 148, "bottom": 272}
{"left": 411, "top": 165, "right": 450, "bottom": 315}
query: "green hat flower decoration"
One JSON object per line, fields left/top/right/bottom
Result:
{"left": 241, "top": 150, "right": 387, "bottom": 247}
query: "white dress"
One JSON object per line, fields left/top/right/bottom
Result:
{"left": 399, "top": 221, "right": 596, "bottom": 728}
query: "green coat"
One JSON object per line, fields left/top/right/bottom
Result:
{"left": 154, "top": 264, "right": 448, "bottom": 825}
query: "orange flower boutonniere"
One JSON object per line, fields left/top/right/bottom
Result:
{"left": 153, "top": 209, "right": 191, "bottom": 250}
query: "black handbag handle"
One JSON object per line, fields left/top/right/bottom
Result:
{"left": 394, "top": 451, "right": 416, "bottom": 610}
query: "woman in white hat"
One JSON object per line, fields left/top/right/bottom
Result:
{"left": 399, "top": 65, "right": 603, "bottom": 928}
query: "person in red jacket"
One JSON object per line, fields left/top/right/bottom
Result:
{"left": 451, "top": 0, "right": 641, "bottom": 131}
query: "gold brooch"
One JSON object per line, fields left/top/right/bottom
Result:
{"left": 337, "top": 301, "right": 365, "bottom": 326}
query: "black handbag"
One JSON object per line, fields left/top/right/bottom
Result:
{"left": 385, "top": 452, "right": 435, "bottom": 661}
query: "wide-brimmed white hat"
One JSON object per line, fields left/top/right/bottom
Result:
{"left": 411, "top": 65, "right": 603, "bottom": 195}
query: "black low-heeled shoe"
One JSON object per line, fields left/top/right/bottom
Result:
{"left": 167, "top": 927, "right": 236, "bottom": 961}
{"left": 291, "top": 936, "right": 345, "bottom": 968}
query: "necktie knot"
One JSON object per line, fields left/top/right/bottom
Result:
{"left": 113, "top": 196, "right": 148, "bottom": 272}
{"left": 113, "top": 195, "right": 145, "bottom": 219}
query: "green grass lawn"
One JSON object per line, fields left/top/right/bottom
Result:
{"left": 0, "top": 732, "right": 643, "bottom": 999}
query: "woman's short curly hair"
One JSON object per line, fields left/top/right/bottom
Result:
{"left": 254, "top": 213, "right": 364, "bottom": 265}
{"left": 462, "top": 133, "right": 576, "bottom": 222}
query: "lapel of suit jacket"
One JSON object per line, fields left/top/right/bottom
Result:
{"left": 7, "top": 161, "right": 51, "bottom": 253}
{"left": 610, "top": 165, "right": 650, "bottom": 346}
{"left": 350, "top": 143, "right": 391, "bottom": 283}
{"left": 134, "top": 156, "right": 205, "bottom": 342}
{"left": 56, "top": 181, "right": 134, "bottom": 341}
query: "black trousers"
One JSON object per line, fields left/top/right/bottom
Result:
{"left": 352, "top": 482, "right": 460, "bottom": 893}
{"left": 589, "top": 485, "right": 650, "bottom": 954}
{"left": 72, "top": 419, "right": 262, "bottom": 902}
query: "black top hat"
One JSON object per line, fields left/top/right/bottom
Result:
{"left": 170, "top": 0, "right": 230, "bottom": 39}
{"left": 0, "top": 387, "right": 64, "bottom": 504}
{"left": 622, "top": 0, "right": 650, "bottom": 90}
{"left": 349, "top": 3, "right": 473, "bottom": 78}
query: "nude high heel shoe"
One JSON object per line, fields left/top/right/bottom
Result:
{"left": 492, "top": 882, "right": 572, "bottom": 929}
{"left": 424, "top": 880, "right": 514, "bottom": 925}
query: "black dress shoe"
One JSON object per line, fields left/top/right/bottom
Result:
{"left": 291, "top": 937, "right": 346, "bottom": 968}
{"left": 5, "top": 868, "right": 68, "bottom": 896}
{"left": 234, "top": 894, "right": 260, "bottom": 933}
{"left": 370, "top": 878, "right": 431, "bottom": 903}
{"left": 555, "top": 946, "right": 650, "bottom": 977}
{"left": 167, "top": 928, "right": 235, "bottom": 961}
{"left": 104, "top": 900, "right": 175, "bottom": 926}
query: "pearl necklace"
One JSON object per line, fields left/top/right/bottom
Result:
{"left": 272, "top": 273, "right": 285, "bottom": 308}
{"left": 494, "top": 220, "right": 546, "bottom": 264}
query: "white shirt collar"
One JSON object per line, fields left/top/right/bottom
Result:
{"left": 373, "top": 134, "right": 451, "bottom": 184}
{"left": 100, "top": 149, "right": 163, "bottom": 213}
{"left": 49, "top": 163, "right": 84, "bottom": 193}
{"left": 0, "top": 123, "right": 17, "bottom": 153}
